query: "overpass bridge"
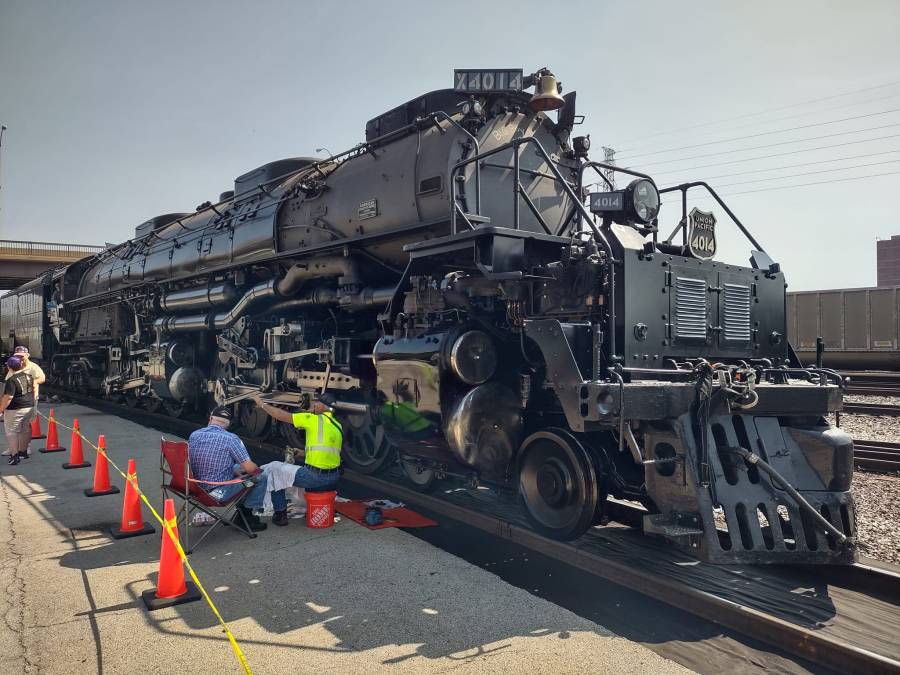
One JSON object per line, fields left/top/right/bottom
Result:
{"left": 0, "top": 240, "right": 106, "bottom": 290}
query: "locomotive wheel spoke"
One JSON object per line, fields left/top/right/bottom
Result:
{"left": 518, "top": 428, "right": 598, "bottom": 541}
{"left": 145, "top": 398, "right": 162, "bottom": 414}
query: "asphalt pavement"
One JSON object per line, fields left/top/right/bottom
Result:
{"left": 0, "top": 403, "right": 690, "bottom": 674}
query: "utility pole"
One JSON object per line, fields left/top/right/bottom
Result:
{"left": 0, "top": 124, "right": 6, "bottom": 235}
{"left": 601, "top": 146, "right": 616, "bottom": 189}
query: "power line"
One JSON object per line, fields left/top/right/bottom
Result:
{"left": 616, "top": 90, "right": 900, "bottom": 153}
{"left": 636, "top": 123, "right": 900, "bottom": 169}
{"left": 648, "top": 133, "right": 900, "bottom": 176}
{"left": 612, "top": 78, "right": 900, "bottom": 146}
{"left": 618, "top": 107, "right": 900, "bottom": 162}
{"left": 654, "top": 147, "right": 900, "bottom": 181}
{"left": 713, "top": 157, "right": 900, "bottom": 188}
{"left": 683, "top": 169, "right": 900, "bottom": 198}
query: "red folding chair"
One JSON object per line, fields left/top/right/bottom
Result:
{"left": 160, "top": 438, "right": 259, "bottom": 554}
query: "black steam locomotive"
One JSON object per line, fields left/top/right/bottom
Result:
{"left": 1, "top": 68, "right": 855, "bottom": 563}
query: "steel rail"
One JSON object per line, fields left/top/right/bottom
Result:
{"left": 42, "top": 386, "right": 900, "bottom": 675}
{"left": 843, "top": 402, "right": 900, "bottom": 416}
{"left": 852, "top": 439, "right": 900, "bottom": 473}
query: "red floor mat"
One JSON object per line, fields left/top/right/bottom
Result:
{"left": 336, "top": 500, "right": 438, "bottom": 530}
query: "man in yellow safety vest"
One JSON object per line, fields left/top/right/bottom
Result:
{"left": 251, "top": 393, "right": 342, "bottom": 526}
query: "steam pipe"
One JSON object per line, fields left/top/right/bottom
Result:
{"left": 160, "top": 282, "right": 238, "bottom": 313}
{"left": 276, "top": 257, "right": 359, "bottom": 296}
{"left": 154, "top": 283, "right": 396, "bottom": 334}
{"left": 213, "top": 279, "right": 279, "bottom": 329}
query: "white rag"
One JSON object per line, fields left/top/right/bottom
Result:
{"left": 259, "top": 461, "right": 305, "bottom": 511}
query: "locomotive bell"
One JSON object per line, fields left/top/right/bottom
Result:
{"left": 528, "top": 72, "right": 565, "bottom": 112}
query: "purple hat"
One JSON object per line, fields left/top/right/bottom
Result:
{"left": 6, "top": 356, "right": 23, "bottom": 370}
{"left": 13, "top": 346, "right": 28, "bottom": 355}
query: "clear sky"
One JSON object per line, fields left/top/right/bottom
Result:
{"left": 1, "top": 0, "right": 898, "bottom": 291}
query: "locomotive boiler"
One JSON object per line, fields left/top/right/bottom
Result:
{"left": 1, "top": 67, "right": 856, "bottom": 564}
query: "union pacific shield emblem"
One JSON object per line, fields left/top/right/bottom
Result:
{"left": 688, "top": 207, "right": 717, "bottom": 259}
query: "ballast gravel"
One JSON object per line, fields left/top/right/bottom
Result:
{"left": 833, "top": 409, "right": 900, "bottom": 565}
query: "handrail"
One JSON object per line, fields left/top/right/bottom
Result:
{"left": 448, "top": 135, "right": 623, "bottom": 362}
{"left": 449, "top": 135, "right": 612, "bottom": 254}
{"left": 659, "top": 181, "right": 766, "bottom": 254}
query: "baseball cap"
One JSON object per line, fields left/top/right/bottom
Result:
{"left": 6, "top": 355, "right": 23, "bottom": 370}
{"left": 13, "top": 346, "right": 28, "bottom": 355}
{"left": 209, "top": 406, "right": 233, "bottom": 421}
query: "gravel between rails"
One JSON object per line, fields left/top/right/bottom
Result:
{"left": 832, "top": 411, "right": 900, "bottom": 565}
{"left": 836, "top": 410, "right": 900, "bottom": 441}
{"left": 851, "top": 471, "right": 900, "bottom": 564}
{"left": 844, "top": 394, "right": 900, "bottom": 405}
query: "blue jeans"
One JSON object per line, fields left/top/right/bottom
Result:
{"left": 270, "top": 465, "right": 339, "bottom": 512}
{"left": 206, "top": 477, "right": 268, "bottom": 510}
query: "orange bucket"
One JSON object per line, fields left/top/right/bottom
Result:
{"left": 304, "top": 490, "right": 337, "bottom": 529}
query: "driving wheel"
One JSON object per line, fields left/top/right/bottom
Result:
{"left": 239, "top": 401, "right": 271, "bottom": 438}
{"left": 340, "top": 407, "right": 396, "bottom": 474}
{"left": 518, "top": 428, "right": 599, "bottom": 541}
{"left": 400, "top": 455, "right": 437, "bottom": 492}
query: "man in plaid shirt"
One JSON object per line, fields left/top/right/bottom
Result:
{"left": 188, "top": 406, "right": 267, "bottom": 531}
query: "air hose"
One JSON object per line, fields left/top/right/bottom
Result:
{"left": 728, "top": 446, "right": 853, "bottom": 547}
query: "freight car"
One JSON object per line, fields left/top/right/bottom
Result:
{"left": 1, "top": 67, "right": 856, "bottom": 563}
{"left": 787, "top": 286, "right": 900, "bottom": 370}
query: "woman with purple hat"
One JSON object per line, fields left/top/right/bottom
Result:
{"left": 5, "top": 346, "right": 45, "bottom": 397}
{"left": 2, "top": 346, "right": 44, "bottom": 456}
{"left": 0, "top": 355, "right": 36, "bottom": 464}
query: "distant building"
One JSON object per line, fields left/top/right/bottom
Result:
{"left": 877, "top": 235, "right": 900, "bottom": 286}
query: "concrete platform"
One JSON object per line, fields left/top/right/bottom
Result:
{"left": 0, "top": 403, "right": 691, "bottom": 674}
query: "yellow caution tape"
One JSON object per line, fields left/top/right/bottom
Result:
{"left": 37, "top": 410, "right": 253, "bottom": 675}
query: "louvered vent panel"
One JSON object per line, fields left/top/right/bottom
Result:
{"left": 723, "top": 283, "right": 752, "bottom": 341}
{"left": 675, "top": 276, "right": 708, "bottom": 339}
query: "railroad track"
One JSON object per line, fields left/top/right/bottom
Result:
{"left": 42, "top": 387, "right": 900, "bottom": 674}
{"left": 853, "top": 439, "right": 900, "bottom": 473}
{"left": 843, "top": 402, "right": 900, "bottom": 416}
{"left": 841, "top": 370, "right": 900, "bottom": 397}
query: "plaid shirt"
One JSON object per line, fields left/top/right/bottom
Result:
{"left": 188, "top": 425, "right": 250, "bottom": 490}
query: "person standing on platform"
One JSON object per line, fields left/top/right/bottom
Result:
{"left": 251, "top": 394, "right": 342, "bottom": 526}
{"left": 2, "top": 346, "right": 45, "bottom": 456}
{"left": 0, "top": 356, "right": 36, "bottom": 465}
{"left": 5, "top": 346, "right": 45, "bottom": 398}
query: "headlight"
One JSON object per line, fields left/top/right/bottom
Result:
{"left": 624, "top": 179, "right": 660, "bottom": 225}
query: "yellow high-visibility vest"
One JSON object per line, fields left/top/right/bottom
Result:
{"left": 291, "top": 411, "right": 343, "bottom": 469}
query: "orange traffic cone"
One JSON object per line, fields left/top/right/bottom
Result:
{"left": 62, "top": 419, "right": 91, "bottom": 469}
{"left": 141, "top": 499, "right": 201, "bottom": 610}
{"left": 38, "top": 409, "right": 66, "bottom": 453}
{"left": 84, "top": 435, "right": 119, "bottom": 497}
{"left": 30, "top": 413, "right": 45, "bottom": 440}
{"left": 110, "top": 459, "right": 155, "bottom": 539}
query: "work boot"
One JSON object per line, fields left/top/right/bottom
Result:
{"left": 272, "top": 510, "right": 289, "bottom": 527}
{"left": 233, "top": 506, "right": 267, "bottom": 532}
